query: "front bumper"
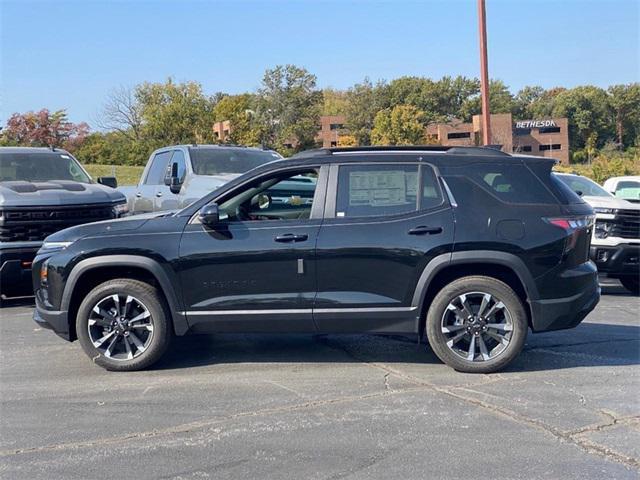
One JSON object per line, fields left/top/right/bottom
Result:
{"left": 590, "top": 243, "right": 640, "bottom": 276}
{"left": 530, "top": 261, "right": 600, "bottom": 332}
{"left": 33, "top": 296, "right": 72, "bottom": 341}
{"left": 0, "top": 245, "right": 41, "bottom": 298}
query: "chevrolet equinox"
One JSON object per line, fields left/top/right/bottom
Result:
{"left": 32, "top": 146, "right": 599, "bottom": 373}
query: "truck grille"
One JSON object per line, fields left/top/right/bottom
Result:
{"left": 0, "top": 205, "right": 115, "bottom": 242}
{"left": 611, "top": 209, "right": 640, "bottom": 239}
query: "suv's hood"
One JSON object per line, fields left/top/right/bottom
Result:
{"left": 44, "top": 210, "right": 176, "bottom": 245}
{"left": 582, "top": 195, "right": 640, "bottom": 210}
{"left": 0, "top": 180, "right": 126, "bottom": 208}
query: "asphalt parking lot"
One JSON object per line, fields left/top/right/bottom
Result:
{"left": 0, "top": 283, "right": 638, "bottom": 480}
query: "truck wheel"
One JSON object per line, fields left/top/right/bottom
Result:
{"left": 426, "top": 276, "right": 528, "bottom": 374}
{"left": 620, "top": 276, "right": 640, "bottom": 295}
{"left": 76, "top": 279, "right": 172, "bottom": 371}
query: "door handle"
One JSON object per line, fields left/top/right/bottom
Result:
{"left": 135, "top": 192, "right": 142, "bottom": 198}
{"left": 408, "top": 225, "right": 443, "bottom": 235}
{"left": 274, "top": 233, "right": 308, "bottom": 243}
{"left": 156, "top": 191, "right": 163, "bottom": 197}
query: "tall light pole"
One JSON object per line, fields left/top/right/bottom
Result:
{"left": 478, "top": 0, "right": 491, "bottom": 146}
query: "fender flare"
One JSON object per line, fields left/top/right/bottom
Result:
{"left": 61, "top": 255, "right": 189, "bottom": 335}
{"left": 411, "top": 250, "right": 540, "bottom": 312}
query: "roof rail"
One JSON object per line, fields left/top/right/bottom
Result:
{"left": 291, "top": 145, "right": 511, "bottom": 158}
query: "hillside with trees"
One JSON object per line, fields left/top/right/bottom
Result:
{"left": 1, "top": 64, "right": 638, "bottom": 181}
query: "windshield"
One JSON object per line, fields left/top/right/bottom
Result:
{"left": 189, "top": 148, "right": 280, "bottom": 176}
{"left": 0, "top": 152, "right": 91, "bottom": 183}
{"left": 556, "top": 174, "right": 611, "bottom": 198}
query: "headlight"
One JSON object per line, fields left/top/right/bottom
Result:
{"left": 41, "top": 241, "right": 74, "bottom": 251}
{"left": 593, "top": 207, "right": 614, "bottom": 214}
{"left": 113, "top": 202, "right": 129, "bottom": 217}
{"left": 594, "top": 220, "right": 612, "bottom": 239}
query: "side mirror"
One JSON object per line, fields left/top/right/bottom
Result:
{"left": 98, "top": 176, "right": 117, "bottom": 188}
{"left": 198, "top": 204, "right": 220, "bottom": 227}
{"left": 576, "top": 190, "right": 584, "bottom": 197}
{"left": 167, "top": 176, "right": 182, "bottom": 194}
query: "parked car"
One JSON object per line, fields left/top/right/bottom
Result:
{"left": 119, "top": 144, "right": 282, "bottom": 214}
{"left": 32, "top": 146, "right": 599, "bottom": 373}
{"left": 603, "top": 176, "right": 640, "bottom": 203}
{"left": 0, "top": 147, "right": 127, "bottom": 301}
{"left": 555, "top": 173, "right": 639, "bottom": 294}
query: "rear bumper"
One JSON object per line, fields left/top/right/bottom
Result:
{"left": 33, "top": 296, "right": 71, "bottom": 341}
{"left": 530, "top": 261, "right": 600, "bottom": 332}
{"left": 590, "top": 244, "right": 640, "bottom": 277}
{"left": 0, "top": 245, "right": 40, "bottom": 298}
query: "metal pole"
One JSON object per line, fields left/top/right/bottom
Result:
{"left": 478, "top": 0, "right": 491, "bottom": 146}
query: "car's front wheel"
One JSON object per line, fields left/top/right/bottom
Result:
{"left": 426, "top": 276, "right": 528, "bottom": 373}
{"left": 76, "top": 279, "right": 172, "bottom": 371}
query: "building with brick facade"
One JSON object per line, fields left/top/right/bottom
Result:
{"left": 215, "top": 113, "right": 570, "bottom": 164}
{"left": 426, "top": 113, "right": 570, "bottom": 164}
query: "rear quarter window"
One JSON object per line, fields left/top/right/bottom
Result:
{"left": 444, "top": 163, "right": 558, "bottom": 205}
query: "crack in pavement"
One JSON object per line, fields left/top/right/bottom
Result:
{"left": 317, "top": 337, "right": 640, "bottom": 471}
{"left": 0, "top": 385, "right": 429, "bottom": 458}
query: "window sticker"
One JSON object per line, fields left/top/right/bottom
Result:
{"left": 349, "top": 170, "right": 408, "bottom": 206}
{"left": 60, "top": 155, "right": 70, "bottom": 159}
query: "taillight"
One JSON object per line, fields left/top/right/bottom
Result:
{"left": 543, "top": 216, "right": 593, "bottom": 232}
{"left": 543, "top": 215, "right": 594, "bottom": 256}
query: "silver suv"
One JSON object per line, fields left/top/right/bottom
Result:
{"left": 120, "top": 145, "right": 282, "bottom": 214}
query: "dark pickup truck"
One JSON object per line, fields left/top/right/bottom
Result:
{"left": 0, "top": 147, "right": 128, "bottom": 301}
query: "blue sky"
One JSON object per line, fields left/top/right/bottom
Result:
{"left": 1, "top": 0, "right": 638, "bottom": 126}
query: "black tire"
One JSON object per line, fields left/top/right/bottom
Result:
{"left": 619, "top": 276, "right": 640, "bottom": 295}
{"left": 76, "top": 279, "right": 172, "bottom": 371}
{"left": 425, "top": 276, "right": 528, "bottom": 374}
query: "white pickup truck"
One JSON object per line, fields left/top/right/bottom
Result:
{"left": 603, "top": 176, "right": 640, "bottom": 203}
{"left": 119, "top": 144, "right": 282, "bottom": 214}
{"left": 555, "top": 173, "right": 640, "bottom": 294}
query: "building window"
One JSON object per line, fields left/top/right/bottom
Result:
{"left": 330, "top": 141, "right": 337, "bottom": 147}
{"left": 539, "top": 127, "right": 561, "bottom": 134}
{"left": 514, "top": 128, "right": 531, "bottom": 136}
{"left": 330, "top": 124, "right": 344, "bottom": 130}
{"left": 447, "top": 132, "right": 471, "bottom": 139}
{"left": 513, "top": 145, "right": 532, "bottom": 152}
{"left": 539, "top": 144, "right": 562, "bottom": 151}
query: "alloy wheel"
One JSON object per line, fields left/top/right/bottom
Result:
{"left": 440, "top": 291, "right": 514, "bottom": 362}
{"left": 87, "top": 294, "right": 154, "bottom": 361}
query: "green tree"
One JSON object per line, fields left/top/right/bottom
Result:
{"left": 371, "top": 105, "right": 426, "bottom": 145}
{"left": 254, "top": 65, "right": 322, "bottom": 153}
{"left": 550, "top": 86, "right": 613, "bottom": 151}
{"left": 513, "top": 85, "right": 545, "bottom": 118}
{"left": 608, "top": 83, "right": 640, "bottom": 147}
{"left": 135, "top": 78, "right": 217, "bottom": 147}
{"left": 344, "top": 78, "right": 388, "bottom": 145}
{"left": 459, "top": 80, "right": 517, "bottom": 121}
{"left": 213, "top": 93, "right": 260, "bottom": 145}
{"left": 322, "top": 88, "right": 349, "bottom": 116}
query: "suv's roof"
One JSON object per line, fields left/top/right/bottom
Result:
{"left": 0, "top": 146, "right": 71, "bottom": 154}
{"left": 286, "top": 145, "right": 557, "bottom": 167}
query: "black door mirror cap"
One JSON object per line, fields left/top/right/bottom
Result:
{"left": 97, "top": 176, "right": 117, "bottom": 189}
{"left": 167, "top": 176, "right": 182, "bottom": 194}
{"left": 199, "top": 204, "right": 220, "bottom": 227}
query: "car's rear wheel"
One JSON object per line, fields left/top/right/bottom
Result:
{"left": 619, "top": 276, "right": 640, "bottom": 295}
{"left": 76, "top": 279, "right": 172, "bottom": 371}
{"left": 426, "top": 276, "right": 528, "bottom": 373}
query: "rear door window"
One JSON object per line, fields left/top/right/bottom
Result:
{"left": 335, "top": 164, "right": 442, "bottom": 218}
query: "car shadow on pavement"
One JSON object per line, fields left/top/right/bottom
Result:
{"left": 154, "top": 319, "right": 640, "bottom": 373}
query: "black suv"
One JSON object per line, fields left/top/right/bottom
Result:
{"left": 32, "top": 146, "right": 599, "bottom": 373}
{"left": 0, "top": 147, "right": 127, "bottom": 300}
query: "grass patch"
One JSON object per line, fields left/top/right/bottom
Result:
{"left": 83, "top": 164, "right": 144, "bottom": 186}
